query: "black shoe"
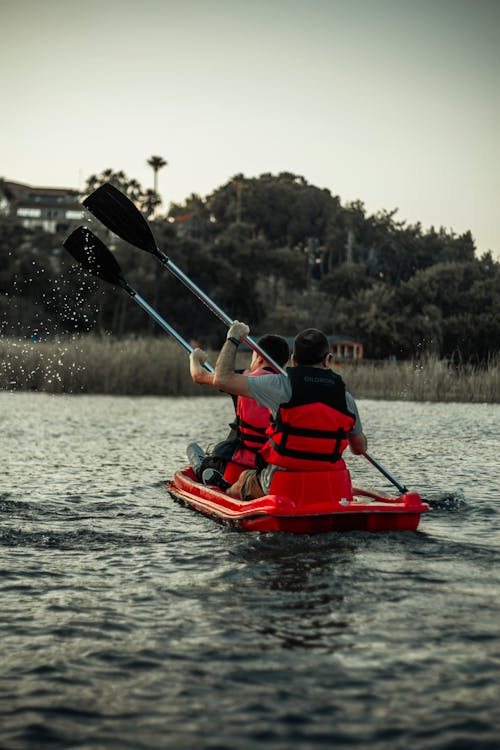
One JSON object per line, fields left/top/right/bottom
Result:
{"left": 202, "top": 468, "right": 231, "bottom": 492}
{"left": 186, "top": 442, "right": 206, "bottom": 477}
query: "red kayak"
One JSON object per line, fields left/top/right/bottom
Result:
{"left": 166, "top": 462, "right": 430, "bottom": 534}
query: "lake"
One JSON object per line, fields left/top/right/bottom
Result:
{"left": 1, "top": 392, "right": 499, "bottom": 749}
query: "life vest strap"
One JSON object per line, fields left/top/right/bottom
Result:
{"left": 279, "top": 425, "right": 348, "bottom": 440}
{"left": 236, "top": 416, "right": 268, "bottom": 451}
{"left": 270, "top": 419, "right": 347, "bottom": 464}
{"left": 268, "top": 438, "right": 343, "bottom": 464}
{"left": 237, "top": 417, "right": 267, "bottom": 435}
{"left": 274, "top": 415, "right": 348, "bottom": 441}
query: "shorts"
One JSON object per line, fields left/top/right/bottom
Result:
{"left": 230, "top": 469, "right": 264, "bottom": 501}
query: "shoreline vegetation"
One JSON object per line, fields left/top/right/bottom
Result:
{"left": 1, "top": 336, "right": 499, "bottom": 403}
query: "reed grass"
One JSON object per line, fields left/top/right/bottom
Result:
{"left": 0, "top": 335, "right": 209, "bottom": 396}
{"left": 1, "top": 336, "right": 498, "bottom": 402}
{"left": 339, "top": 355, "right": 500, "bottom": 403}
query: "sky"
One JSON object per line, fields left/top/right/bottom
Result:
{"left": 2, "top": 0, "right": 499, "bottom": 258}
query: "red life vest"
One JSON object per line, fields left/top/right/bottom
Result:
{"left": 260, "top": 366, "right": 356, "bottom": 471}
{"left": 232, "top": 366, "right": 275, "bottom": 467}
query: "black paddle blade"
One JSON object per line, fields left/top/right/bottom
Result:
{"left": 63, "top": 226, "right": 125, "bottom": 288}
{"left": 83, "top": 183, "right": 158, "bottom": 255}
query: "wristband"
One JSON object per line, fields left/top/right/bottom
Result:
{"left": 226, "top": 336, "right": 240, "bottom": 347}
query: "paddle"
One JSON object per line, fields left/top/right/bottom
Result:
{"left": 82, "top": 183, "right": 286, "bottom": 375}
{"left": 82, "top": 184, "right": 410, "bottom": 494}
{"left": 363, "top": 453, "right": 408, "bottom": 494}
{"left": 63, "top": 226, "right": 214, "bottom": 373}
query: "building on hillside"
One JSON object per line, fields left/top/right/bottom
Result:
{"left": 1, "top": 180, "right": 84, "bottom": 234}
{"left": 169, "top": 211, "right": 202, "bottom": 239}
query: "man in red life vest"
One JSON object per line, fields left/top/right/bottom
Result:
{"left": 187, "top": 333, "right": 290, "bottom": 485}
{"left": 210, "top": 321, "right": 367, "bottom": 501}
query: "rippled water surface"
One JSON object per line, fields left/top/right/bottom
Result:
{"left": 1, "top": 392, "right": 499, "bottom": 749}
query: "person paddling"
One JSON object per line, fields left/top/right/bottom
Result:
{"left": 187, "top": 333, "right": 290, "bottom": 486}
{"left": 211, "top": 321, "right": 367, "bottom": 501}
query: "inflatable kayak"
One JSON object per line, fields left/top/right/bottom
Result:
{"left": 166, "top": 462, "right": 430, "bottom": 534}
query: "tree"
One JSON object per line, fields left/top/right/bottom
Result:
{"left": 82, "top": 169, "right": 154, "bottom": 216}
{"left": 147, "top": 155, "right": 167, "bottom": 195}
{"left": 142, "top": 189, "right": 162, "bottom": 219}
{"left": 398, "top": 260, "right": 500, "bottom": 359}
{"left": 319, "top": 263, "right": 374, "bottom": 300}
{"left": 207, "top": 172, "right": 339, "bottom": 249}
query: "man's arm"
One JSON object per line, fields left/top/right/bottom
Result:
{"left": 345, "top": 391, "right": 368, "bottom": 454}
{"left": 213, "top": 321, "right": 253, "bottom": 397}
{"left": 189, "top": 349, "right": 214, "bottom": 386}
{"left": 213, "top": 343, "right": 252, "bottom": 397}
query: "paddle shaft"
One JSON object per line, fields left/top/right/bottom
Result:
{"left": 123, "top": 284, "right": 214, "bottom": 374}
{"left": 154, "top": 250, "right": 286, "bottom": 374}
{"left": 363, "top": 452, "right": 408, "bottom": 494}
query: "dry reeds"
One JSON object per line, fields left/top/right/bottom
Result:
{"left": 0, "top": 335, "right": 212, "bottom": 396}
{"left": 1, "top": 336, "right": 498, "bottom": 402}
{"left": 339, "top": 356, "right": 500, "bottom": 403}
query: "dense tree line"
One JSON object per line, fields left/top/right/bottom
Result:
{"left": 1, "top": 171, "right": 499, "bottom": 361}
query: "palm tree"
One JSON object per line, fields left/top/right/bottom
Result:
{"left": 147, "top": 155, "right": 167, "bottom": 195}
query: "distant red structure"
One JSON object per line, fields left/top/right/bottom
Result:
{"left": 240, "top": 335, "right": 363, "bottom": 362}
{"left": 327, "top": 335, "right": 363, "bottom": 361}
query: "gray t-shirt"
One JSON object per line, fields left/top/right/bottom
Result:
{"left": 246, "top": 372, "right": 363, "bottom": 435}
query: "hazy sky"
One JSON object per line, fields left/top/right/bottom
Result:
{"left": 2, "top": 0, "right": 499, "bottom": 257}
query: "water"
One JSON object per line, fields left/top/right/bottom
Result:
{"left": 1, "top": 392, "right": 499, "bottom": 749}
